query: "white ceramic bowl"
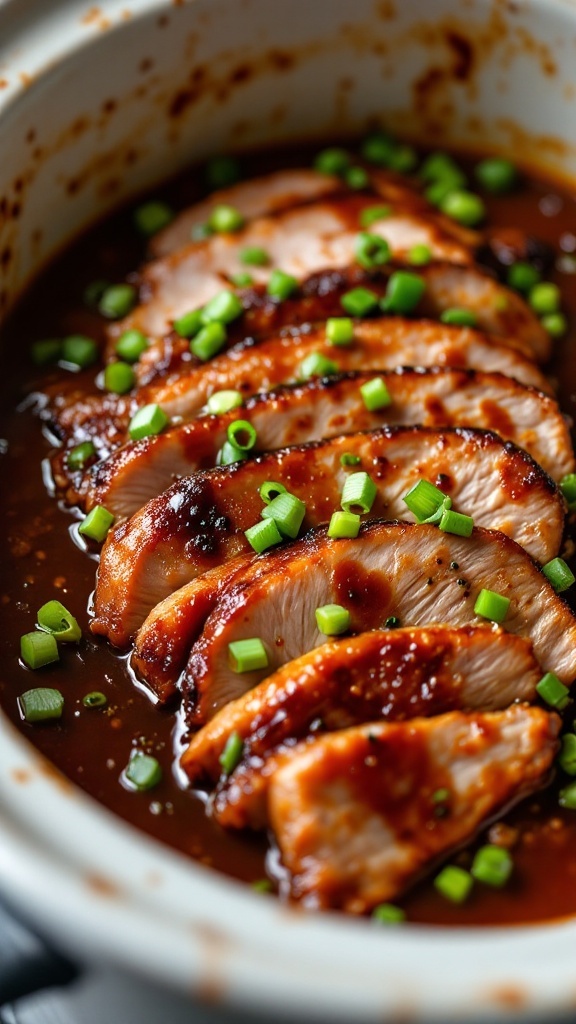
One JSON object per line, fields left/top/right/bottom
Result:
{"left": 2, "top": 1, "right": 576, "bottom": 1019}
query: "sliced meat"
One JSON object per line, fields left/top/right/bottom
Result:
{"left": 180, "top": 625, "right": 543, "bottom": 829}
{"left": 185, "top": 521, "right": 576, "bottom": 724}
{"left": 267, "top": 706, "right": 559, "bottom": 911}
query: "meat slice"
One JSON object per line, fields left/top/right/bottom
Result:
{"left": 185, "top": 522, "right": 576, "bottom": 724}
{"left": 180, "top": 626, "right": 543, "bottom": 829}
{"left": 267, "top": 706, "right": 559, "bottom": 911}
{"left": 98, "top": 424, "right": 563, "bottom": 676}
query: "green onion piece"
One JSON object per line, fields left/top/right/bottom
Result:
{"left": 83, "top": 279, "right": 109, "bottom": 308}
{"left": 219, "top": 731, "right": 244, "bottom": 774}
{"left": 425, "top": 176, "right": 466, "bottom": 207}
{"left": 191, "top": 223, "right": 214, "bottom": 241}
{"left": 359, "top": 204, "right": 392, "bottom": 228}
{"left": 529, "top": 282, "right": 561, "bottom": 315}
{"left": 372, "top": 903, "right": 406, "bottom": 925}
{"left": 440, "top": 307, "right": 477, "bottom": 328}
{"left": 125, "top": 750, "right": 162, "bottom": 791}
{"left": 216, "top": 441, "right": 247, "bottom": 466}
{"left": 326, "top": 317, "right": 354, "bottom": 346}
{"left": 471, "top": 845, "right": 513, "bottom": 887}
{"left": 423, "top": 496, "right": 452, "bottom": 525}
{"left": 133, "top": 200, "right": 174, "bottom": 236}
{"left": 261, "top": 492, "right": 306, "bottom": 539}
{"left": 226, "top": 419, "right": 257, "bottom": 451}
{"left": 439, "top": 508, "right": 474, "bottom": 538}
{"left": 360, "top": 131, "right": 395, "bottom": 166}
{"left": 560, "top": 473, "right": 576, "bottom": 509}
{"left": 440, "top": 189, "right": 486, "bottom": 227}
{"left": 559, "top": 782, "right": 576, "bottom": 810}
{"left": 103, "top": 361, "right": 135, "bottom": 395}
{"left": 354, "top": 231, "right": 391, "bottom": 270}
{"left": 381, "top": 271, "right": 425, "bottom": 315}
{"left": 98, "top": 284, "right": 137, "bottom": 320}
{"left": 267, "top": 269, "right": 298, "bottom": 301}
{"left": 191, "top": 322, "right": 227, "bottom": 361}
{"left": 474, "top": 157, "right": 518, "bottom": 195}
{"left": 474, "top": 588, "right": 510, "bottom": 623}
{"left": 340, "top": 452, "right": 361, "bottom": 467}
{"left": 240, "top": 246, "right": 270, "bottom": 266}
{"left": 542, "top": 556, "right": 575, "bottom": 593}
{"left": 536, "top": 671, "right": 570, "bottom": 710}
{"left": 228, "top": 638, "right": 268, "bottom": 673}
{"left": 340, "top": 287, "right": 379, "bottom": 317}
{"left": 207, "top": 390, "right": 244, "bottom": 415}
{"left": 328, "top": 510, "right": 361, "bottom": 539}
{"left": 31, "top": 339, "right": 62, "bottom": 366}
{"left": 419, "top": 152, "right": 465, "bottom": 184}
{"left": 116, "top": 329, "right": 149, "bottom": 363}
{"left": 83, "top": 691, "right": 107, "bottom": 708}
{"left": 62, "top": 334, "right": 98, "bottom": 369}
{"left": 384, "top": 615, "right": 401, "bottom": 629}
{"left": 128, "top": 403, "right": 168, "bottom": 441}
{"left": 434, "top": 865, "right": 473, "bottom": 903}
{"left": 201, "top": 289, "right": 244, "bottom": 325}
{"left": 208, "top": 203, "right": 245, "bottom": 233}
{"left": 315, "top": 603, "right": 351, "bottom": 636}
{"left": 360, "top": 376, "right": 392, "bottom": 412}
{"left": 78, "top": 504, "right": 115, "bottom": 543}
{"left": 403, "top": 479, "right": 447, "bottom": 523}
{"left": 259, "top": 480, "right": 287, "bottom": 504}
{"left": 507, "top": 261, "right": 541, "bottom": 293}
{"left": 313, "top": 147, "right": 351, "bottom": 175}
{"left": 205, "top": 154, "right": 241, "bottom": 188}
{"left": 37, "top": 600, "right": 81, "bottom": 642}
{"left": 230, "top": 272, "right": 254, "bottom": 288}
{"left": 558, "top": 733, "right": 576, "bottom": 776}
{"left": 245, "top": 517, "right": 283, "bottom": 553}
{"left": 408, "top": 243, "right": 432, "bottom": 266}
{"left": 173, "top": 309, "right": 204, "bottom": 338}
{"left": 19, "top": 686, "right": 63, "bottom": 721}
{"left": 542, "top": 312, "right": 568, "bottom": 338}
{"left": 388, "top": 145, "right": 418, "bottom": 173}
{"left": 67, "top": 441, "right": 96, "bottom": 471}
{"left": 345, "top": 165, "right": 369, "bottom": 190}
{"left": 432, "top": 787, "right": 451, "bottom": 805}
{"left": 251, "top": 878, "right": 273, "bottom": 893}
{"left": 20, "top": 633, "right": 59, "bottom": 671}
{"left": 341, "top": 471, "right": 377, "bottom": 514}
{"left": 299, "top": 352, "right": 338, "bottom": 380}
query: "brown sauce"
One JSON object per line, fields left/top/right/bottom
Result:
{"left": 2, "top": 141, "right": 576, "bottom": 924}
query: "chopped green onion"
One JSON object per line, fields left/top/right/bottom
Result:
{"left": 207, "top": 390, "right": 243, "bottom": 415}
{"left": 423, "top": 496, "right": 452, "bottom": 525}
{"left": 205, "top": 154, "right": 241, "bottom": 188}
{"left": 440, "top": 190, "right": 486, "bottom": 227}
{"left": 360, "top": 132, "right": 395, "bottom": 166}
{"left": 542, "top": 312, "right": 568, "bottom": 338}
{"left": 228, "top": 638, "right": 268, "bottom": 673}
{"left": 20, "top": 633, "right": 59, "bottom": 671}
{"left": 439, "top": 508, "right": 474, "bottom": 537}
{"left": 420, "top": 152, "right": 465, "bottom": 184}
{"left": 67, "top": 441, "right": 96, "bottom": 472}
{"left": 388, "top": 145, "right": 418, "bottom": 173}
{"left": 315, "top": 603, "right": 351, "bottom": 636}
{"left": 251, "top": 878, "right": 273, "bottom": 893}
{"left": 313, "top": 147, "right": 351, "bottom": 175}
{"left": 529, "top": 282, "right": 561, "bottom": 315}
{"left": 474, "top": 588, "right": 510, "bottom": 623}
{"left": 384, "top": 616, "right": 401, "bottom": 629}
{"left": 116, "top": 329, "right": 149, "bottom": 363}
{"left": 381, "top": 271, "right": 425, "bottom": 315}
{"left": 507, "top": 262, "right": 541, "bottom": 294}
{"left": 103, "top": 361, "right": 135, "bottom": 395}
{"left": 173, "top": 309, "right": 203, "bottom": 338}
{"left": 98, "top": 284, "right": 137, "bottom": 320}
{"left": 558, "top": 734, "right": 576, "bottom": 776}
{"left": 536, "top": 671, "right": 570, "bottom": 710}
{"left": 328, "top": 510, "right": 361, "bottom": 539}
{"left": 440, "top": 307, "right": 477, "bottom": 328}
{"left": 245, "top": 517, "right": 283, "bottom": 553}
{"left": 434, "top": 865, "right": 473, "bottom": 903}
{"left": 359, "top": 205, "right": 392, "bottom": 228}
{"left": 560, "top": 473, "right": 576, "bottom": 509}
{"left": 354, "top": 231, "right": 391, "bottom": 271}
{"left": 216, "top": 441, "right": 246, "bottom": 466}
{"left": 19, "top": 686, "right": 63, "bottom": 721}
{"left": 259, "top": 480, "right": 287, "bottom": 504}
{"left": 191, "top": 322, "right": 227, "bottom": 361}
{"left": 83, "top": 691, "right": 107, "bottom": 708}
{"left": 125, "top": 750, "right": 162, "bottom": 791}
{"left": 559, "top": 782, "right": 576, "bottom": 810}
{"left": 62, "top": 334, "right": 98, "bottom": 369}
{"left": 345, "top": 166, "right": 369, "bottom": 190}
{"left": 267, "top": 269, "right": 298, "bottom": 301}
{"left": 78, "top": 504, "right": 115, "bottom": 543}
{"left": 208, "top": 203, "right": 245, "bottom": 233}
{"left": 341, "top": 471, "right": 377, "bottom": 514}
{"left": 83, "top": 279, "right": 109, "bottom": 308}
{"left": 201, "top": 289, "right": 244, "bottom": 325}
{"left": 425, "top": 176, "right": 466, "bottom": 207}
{"left": 190, "top": 222, "right": 213, "bottom": 242}
{"left": 326, "top": 317, "right": 354, "bottom": 346}
{"left": 219, "top": 731, "right": 244, "bottom": 774}
{"left": 37, "top": 600, "right": 81, "bottom": 642}
{"left": 542, "top": 557, "right": 575, "bottom": 593}
{"left": 474, "top": 158, "right": 518, "bottom": 195}
{"left": 372, "top": 903, "right": 406, "bottom": 924}
{"left": 403, "top": 479, "right": 447, "bottom": 523}
{"left": 471, "top": 845, "right": 513, "bottom": 887}
{"left": 240, "top": 246, "right": 270, "bottom": 266}
{"left": 226, "top": 419, "right": 257, "bottom": 451}
{"left": 133, "top": 200, "right": 174, "bottom": 236}
{"left": 299, "top": 352, "right": 338, "bottom": 379}
{"left": 128, "top": 403, "right": 168, "bottom": 441}
{"left": 408, "top": 243, "right": 432, "bottom": 266}
{"left": 340, "top": 452, "right": 361, "bottom": 467}
{"left": 31, "top": 339, "right": 62, "bottom": 366}
{"left": 360, "top": 376, "right": 392, "bottom": 412}
{"left": 432, "top": 787, "right": 451, "bottom": 805}
{"left": 230, "top": 272, "right": 254, "bottom": 288}
{"left": 261, "top": 492, "right": 306, "bottom": 539}
{"left": 340, "top": 287, "right": 379, "bottom": 317}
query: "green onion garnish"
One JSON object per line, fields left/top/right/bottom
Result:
{"left": 425, "top": 177, "right": 465, "bottom": 207}
{"left": 37, "top": 600, "right": 81, "bottom": 643}
{"left": 267, "top": 269, "right": 298, "bottom": 301}
{"left": 559, "top": 782, "right": 576, "bottom": 810}
{"left": 471, "top": 845, "right": 513, "bottom": 887}
{"left": 133, "top": 200, "right": 174, "bottom": 236}
{"left": 191, "top": 322, "right": 227, "bottom": 361}
{"left": 313, "top": 147, "right": 351, "bottom": 175}
{"left": 226, "top": 419, "right": 257, "bottom": 451}
{"left": 299, "top": 352, "right": 338, "bottom": 380}
{"left": 536, "top": 671, "right": 570, "bottom": 710}
{"left": 340, "top": 287, "right": 379, "bottom": 318}
{"left": 440, "top": 190, "right": 486, "bottom": 227}
{"left": 434, "top": 865, "right": 473, "bottom": 903}
{"left": 341, "top": 471, "right": 377, "bottom": 515}
{"left": 230, "top": 272, "right": 253, "bottom": 288}
{"left": 403, "top": 479, "right": 446, "bottom": 523}
{"left": 326, "top": 317, "right": 354, "bottom": 346}
{"left": 474, "top": 588, "right": 510, "bottom": 623}
{"left": 20, "top": 633, "right": 59, "bottom": 671}
{"left": 240, "top": 246, "right": 270, "bottom": 266}
{"left": 328, "top": 510, "right": 361, "bottom": 539}
{"left": 529, "top": 282, "right": 561, "bottom": 315}
{"left": 83, "top": 691, "right": 107, "bottom": 708}
{"left": 474, "top": 157, "right": 518, "bottom": 195}
{"left": 83, "top": 279, "right": 109, "bottom": 309}
{"left": 354, "top": 231, "right": 391, "bottom": 271}
{"left": 542, "top": 313, "right": 568, "bottom": 338}
{"left": 128, "top": 403, "right": 168, "bottom": 441}
{"left": 78, "top": 504, "right": 115, "bottom": 543}
{"left": 245, "top": 517, "right": 283, "bottom": 553}
{"left": 419, "top": 152, "right": 465, "bottom": 184}
{"left": 67, "top": 441, "right": 96, "bottom": 471}
{"left": 384, "top": 616, "right": 401, "bottom": 629}
{"left": 208, "top": 203, "right": 245, "bottom": 233}
{"left": 62, "top": 334, "right": 98, "bottom": 369}
{"left": 315, "top": 603, "right": 351, "bottom": 636}
{"left": 345, "top": 165, "right": 369, "bottom": 190}
{"left": 340, "top": 452, "right": 361, "bottom": 467}
{"left": 408, "top": 243, "right": 432, "bottom": 266}
{"left": 360, "top": 131, "right": 395, "bottom": 166}
{"left": 19, "top": 686, "right": 63, "bottom": 722}
{"left": 360, "top": 376, "right": 391, "bottom": 412}
{"left": 440, "top": 308, "right": 477, "bottom": 328}
{"left": 219, "top": 731, "right": 244, "bottom": 774}
{"left": 560, "top": 473, "right": 576, "bottom": 510}
{"left": 388, "top": 145, "right": 418, "bottom": 173}
{"left": 116, "top": 328, "right": 149, "bottom": 363}
{"left": 207, "top": 390, "right": 243, "bottom": 415}
{"left": 125, "top": 750, "right": 162, "bottom": 791}
{"left": 439, "top": 508, "right": 474, "bottom": 538}
{"left": 190, "top": 223, "right": 213, "bottom": 241}
{"left": 103, "top": 361, "right": 135, "bottom": 395}
{"left": 371, "top": 903, "right": 406, "bottom": 924}
{"left": 205, "top": 154, "right": 241, "bottom": 188}
{"left": 98, "top": 283, "right": 137, "bottom": 320}
{"left": 228, "top": 638, "right": 268, "bottom": 673}
{"left": 558, "top": 733, "right": 576, "bottom": 775}
{"left": 359, "top": 205, "right": 392, "bottom": 228}
{"left": 216, "top": 441, "right": 246, "bottom": 466}
{"left": 259, "top": 480, "right": 287, "bottom": 504}
{"left": 251, "top": 878, "right": 273, "bottom": 893}
{"left": 542, "top": 557, "right": 575, "bottom": 593}
{"left": 31, "top": 339, "right": 62, "bottom": 366}
{"left": 381, "top": 271, "right": 425, "bottom": 315}
{"left": 173, "top": 309, "right": 203, "bottom": 339}
{"left": 507, "top": 262, "right": 540, "bottom": 294}
{"left": 261, "top": 491, "right": 306, "bottom": 539}
{"left": 201, "top": 289, "right": 244, "bottom": 325}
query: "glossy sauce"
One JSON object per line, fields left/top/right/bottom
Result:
{"left": 2, "top": 144, "right": 576, "bottom": 924}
